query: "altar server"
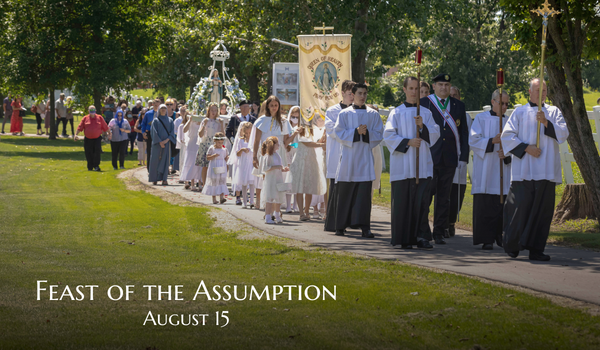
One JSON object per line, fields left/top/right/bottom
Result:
{"left": 324, "top": 80, "right": 355, "bottom": 232}
{"left": 469, "top": 89, "right": 511, "bottom": 250}
{"left": 384, "top": 77, "right": 440, "bottom": 249}
{"left": 501, "top": 78, "right": 569, "bottom": 261}
{"left": 333, "top": 83, "right": 384, "bottom": 238}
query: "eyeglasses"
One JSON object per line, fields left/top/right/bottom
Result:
{"left": 166, "top": 103, "right": 173, "bottom": 106}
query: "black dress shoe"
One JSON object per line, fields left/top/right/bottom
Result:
{"left": 448, "top": 225, "right": 456, "bottom": 237}
{"left": 529, "top": 251, "right": 551, "bottom": 261}
{"left": 443, "top": 229, "right": 450, "bottom": 238}
{"left": 507, "top": 251, "right": 519, "bottom": 258}
{"left": 361, "top": 230, "right": 374, "bottom": 238}
{"left": 400, "top": 244, "right": 413, "bottom": 249}
{"left": 335, "top": 230, "right": 345, "bottom": 236}
{"left": 434, "top": 235, "right": 446, "bottom": 244}
{"left": 417, "top": 241, "right": 433, "bottom": 250}
{"left": 496, "top": 236, "right": 503, "bottom": 247}
{"left": 482, "top": 243, "right": 493, "bottom": 250}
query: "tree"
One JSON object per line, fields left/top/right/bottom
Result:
{"left": 502, "top": 0, "right": 600, "bottom": 222}
{"left": 0, "top": 0, "right": 153, "bottom": 139}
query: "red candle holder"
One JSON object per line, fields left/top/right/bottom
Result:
{"left": 496, "top": 68, "right": 504, "bottom": 86}
{"left": 416, "top": 47, "right": 422, "bottom": 65}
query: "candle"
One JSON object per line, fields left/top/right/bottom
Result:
{"left": 416, "top": 47, "right": 422, "bottom": 64}
{"left": 497, "top": 68, "right": 504, "bottom": 86}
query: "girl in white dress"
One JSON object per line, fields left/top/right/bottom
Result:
{"left": 202, "top": 132, "right": 229, "bottom": 204}
{"left": 289, "top": 118, "right": 326, "bottom": 221}
{"left": 175, "top": 106, "right": 190, "bottom": 179}
{"left": 284, "top": 107, "right": 300, "bottom": 213}
{"left": 228, "top": 122, "right": 255, "bottom": 208}
{"left": 261, "top": 136, "right": 289, "bottom": 224}
{"left": 197, "top": 103, "right": 226, "bottom": 189}
{"left": 249, "top": 96, "right": 294, "bottom": 210}
{"left": 180, "top": 115, "right": 203, "bottom": 191}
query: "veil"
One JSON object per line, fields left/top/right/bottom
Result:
{"left": 227, "top": 123, "right": 247, "bottom": 167}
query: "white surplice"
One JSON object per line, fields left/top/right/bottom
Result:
{"left": 324, "top": 103, "right": 345, "bottom": 179}
{"left": 384, "top": 104, "right": 440, "bottom": 182}
{"left": 469, "top": 111, "right": 511, "bottom": 195}
{"left": 334, "top": 106, "right": 384, "bottom": 182}
{"left": 501, "top": 103, "right": 569, "bottom": 183}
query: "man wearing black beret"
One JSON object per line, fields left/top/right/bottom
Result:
{"left": 419, "top": 74, "right": 470, "bottom": 245}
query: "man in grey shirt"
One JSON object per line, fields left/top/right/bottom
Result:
{"left": 55, "top": 93, "right": 67, "bottom": 137}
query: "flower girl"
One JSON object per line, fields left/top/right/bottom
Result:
{"left": 228, "top": 122, "right": 256, "bottom": 208}
{"left": 260, "top": 136, "right": 289, "bottom": 224}
{"left": 202, "top": 132, "right": 229, "bottom": 204}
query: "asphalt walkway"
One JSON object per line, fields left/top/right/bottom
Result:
{"left": 133, "top": 167, "right": 600, "bottom": 306}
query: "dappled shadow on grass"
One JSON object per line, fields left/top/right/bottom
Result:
{"left": 1, "top": 136, "right": 84, "bottom": 148}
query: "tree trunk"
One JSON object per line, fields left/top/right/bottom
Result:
{"left": 93, "top": 88, "right": 102, "bottom": 113}
{"left": 544, "top": 7, "right": 600, "bottom": 224}
{"left": 553, "top": 184, "right": 596, "bottom": 223}
{"left": 247, "top": 73, "right": 260, "bottom": 103}
{"left": 48, "top": 89, "right": 56, "bottom": 140}
{"left": 352, "top": 0, "right": 369, "bottom": 83}
{"left": 352, "top": 50, "right": 367, "bottom": 84}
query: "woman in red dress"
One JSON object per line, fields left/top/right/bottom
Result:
{"left": 10, "top": 96, "right": 23, "bottom": 135}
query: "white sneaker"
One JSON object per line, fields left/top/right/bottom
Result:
{"left": 265, "top": 215, "right": 275, "bottom": 224}
{"left": 274, "top": 212, "right": 283, "bottom": 223}
{"left": 242, "top": 202, "right": 247, "bottom": 208}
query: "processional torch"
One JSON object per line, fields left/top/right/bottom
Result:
{"left": 497, "top": 68, "right": 505, "bottom": 204}
{"left": 415, "top": 47, "right": 422, "bottom": 184}
{"left": 532, "top": 0, "right": 560, "bottom": 148}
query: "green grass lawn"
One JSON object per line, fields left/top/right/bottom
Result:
{"left": 1, "top": 136, "right": 600, "bottom": 348}
{"left": 516, "top": 90, "right": 600, "bottom": 110}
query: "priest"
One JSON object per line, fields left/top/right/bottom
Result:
{"left": 324, "top": 80, "right": 355, "bottom": 232}
{"left": 420, "top": 74, "right": 470, "bottom": 245}
{"left": 501, "top": 78, "right": 569, "bottom": 261}
{"left": 333, "top": 83, "right": 384, "bottom": 238}
{"left": 384, "top": 77, "right": 440, "bottom": 249}
{"left": 469, "top": 89, "right": 511, "bottom": 250}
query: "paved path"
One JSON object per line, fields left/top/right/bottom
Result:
{"left": 133, "top": 168, "right": 600, "bottom": 305}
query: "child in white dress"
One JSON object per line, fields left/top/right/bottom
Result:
{"left": 202, "top": 132, "right": 229, "bottom": 204}
{"left": 228, "top": 122, "right": 255, "bottom": 208}
{"left": 261, "top": 136, "right": 289, "bottom": 224}
{"left": 284, "top": 107, "right": 300, "bottom": 213}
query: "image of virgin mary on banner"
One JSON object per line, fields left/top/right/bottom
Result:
{"left": 298, "top": 34, "right": 352, "bottom": 122}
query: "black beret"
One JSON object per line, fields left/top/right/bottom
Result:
{"left": 432, "top": 73, "right": 451, "bottom": 83}
{"left": 238, "top": 100, "right": 250, "bottom": 106}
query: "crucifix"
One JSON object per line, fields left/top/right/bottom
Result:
{"left": 314, "top": 22, "right": 334, "bottom": 35}
{"left": 531, "top": 0, "right": 560, "bottom": 148}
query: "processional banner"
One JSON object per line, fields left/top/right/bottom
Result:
{"left": 297, "top": 34, "right": 352, "bottom": 121}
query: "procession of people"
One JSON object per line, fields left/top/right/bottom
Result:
{"left": 66, "top": 72, "right": 568, "bottom": 263}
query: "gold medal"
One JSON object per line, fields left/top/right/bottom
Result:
{"left": 456, "top": 119, "right": 461, "bottom": 127}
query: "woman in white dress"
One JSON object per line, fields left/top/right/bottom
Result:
{"left": 290, "top": 117, "right": 326, "bottom": 221}
{"left": 176, "top": 107, "right": 190, "bottom": 183}
{"left": 196, "top": 103, "right": 226, "bottom": 188}
{"left": 180, "top": 113, "right": 203, "bottom": 191}
{"left": 249, "top": 96, "right": 294, "bottom": 210}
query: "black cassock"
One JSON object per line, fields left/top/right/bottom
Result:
{"left": 503, "top": 180, "right": 555, "bottom": 253}
{"left": 324, "top": 178, "right": 337, "bottom": 232}
{"left": 335, "top": 181, "right": 372, "bottom": 231}
{"left": 391, "top": 178, "right": 433, "bottom": 246}
{"left": 473, "top": 194, "right": 506, "bottom": 245}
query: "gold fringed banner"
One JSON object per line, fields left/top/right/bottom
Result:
{"left": 298, "top": 34, "right": 352, "bottom": 121}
